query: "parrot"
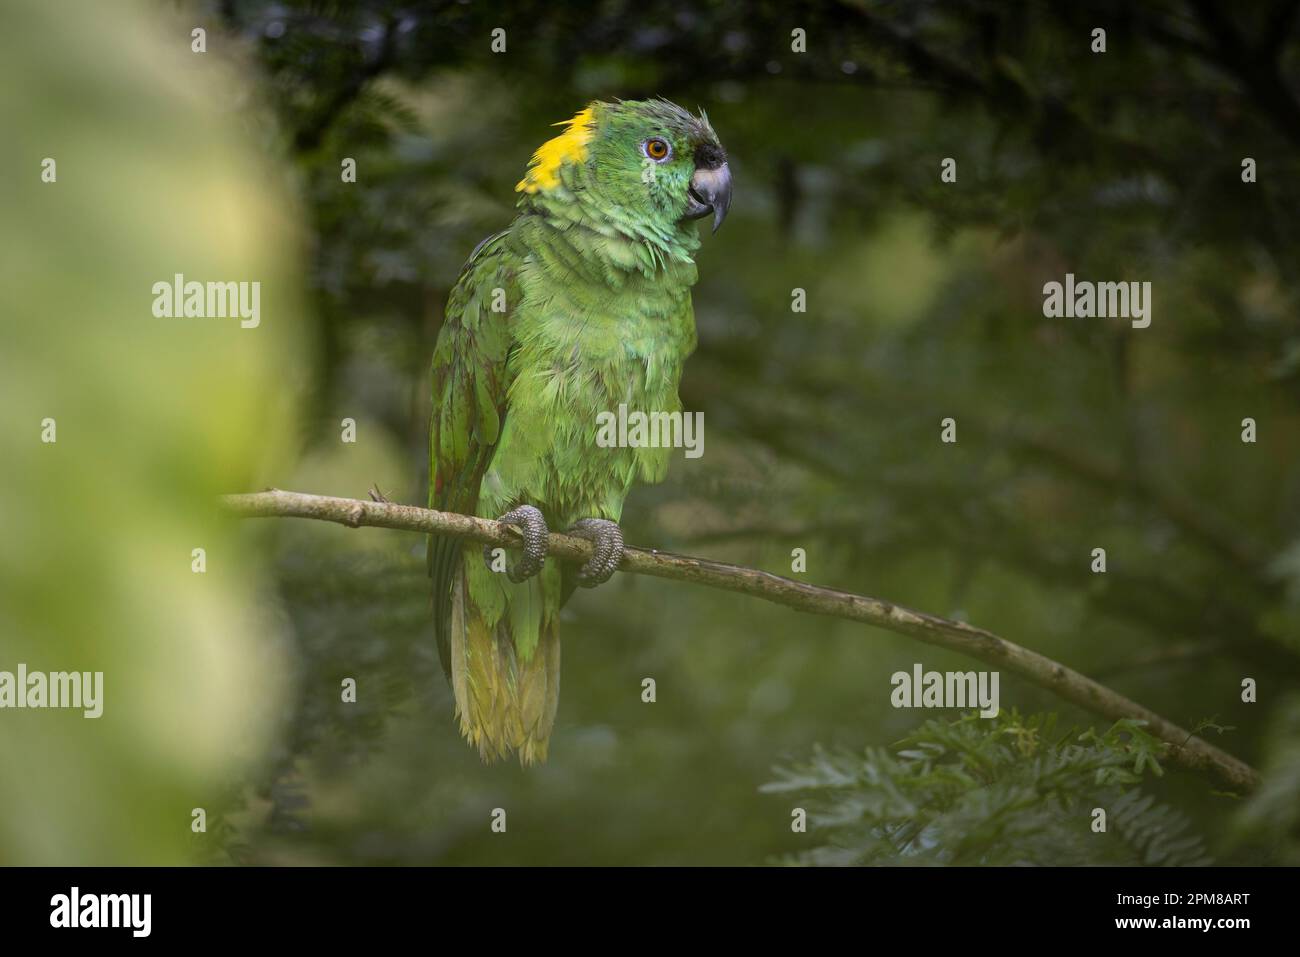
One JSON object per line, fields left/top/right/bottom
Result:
{"left": 427, "top": 98, "right": 732, "bottom": 764}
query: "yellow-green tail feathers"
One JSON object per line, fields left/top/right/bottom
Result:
{"left": 449, "top": 565, "right": 561, "bottom": 765}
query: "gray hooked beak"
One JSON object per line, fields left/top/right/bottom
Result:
{"left": 684, "top": 162, "right": 732, "bottom": 233}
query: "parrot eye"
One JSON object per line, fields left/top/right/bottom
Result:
{"left": 643, "top": 137, "right": 672, "bottom": 162}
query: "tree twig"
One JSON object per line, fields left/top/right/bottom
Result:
{"left": 221, "top": 488, "right": 1260, "bottom": 793}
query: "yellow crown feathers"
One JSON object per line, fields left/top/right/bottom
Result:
{"left": 515, "top": 107, "right": 596, "bottom": 194}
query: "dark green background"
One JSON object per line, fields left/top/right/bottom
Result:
{"left": 206, "top": 0, "right": 1300, "bottom": 865}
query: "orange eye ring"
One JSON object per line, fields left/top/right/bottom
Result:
{"left": 644, "top": 138, "right": 671, "bottom": 161}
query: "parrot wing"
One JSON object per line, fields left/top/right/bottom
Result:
{"left": 428, "top": 229, "right": 518, "bottom": 680}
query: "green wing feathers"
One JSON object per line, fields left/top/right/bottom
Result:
{"left": 428, "top": 230, "right": 562, "bottom": 765}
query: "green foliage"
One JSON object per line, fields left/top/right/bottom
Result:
{"left": 11, "top": 0, "right": 1300, "bottom": 867}
{"left": 763, "top": 713, "right": 1211, "bottom": 866}
{"left": 1233, "top": 695, "right": 1300, "bottom": 864}
{"left": 1, "top": 0, "right": 309, "bottom": 865}
{"left": 183, "top": 0, "right": 1300, "bottom": 864}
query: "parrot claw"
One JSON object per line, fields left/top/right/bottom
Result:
{"left": 565, "top": 518, "right": 625, "bottom": 587}
{"left": 486, "top": 505, "right": 549, "bottom": 583}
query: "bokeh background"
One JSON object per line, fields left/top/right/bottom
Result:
{"left": 4, "top": 0, "right": 1300, "bottom": 864}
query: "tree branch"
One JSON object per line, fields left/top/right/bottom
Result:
{"left": 222, "top": 488, "right": 1260, "bottom": 793}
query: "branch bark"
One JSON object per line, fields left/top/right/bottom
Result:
{"left": 222, "top": 488, "right": 1260, "bottom": 793}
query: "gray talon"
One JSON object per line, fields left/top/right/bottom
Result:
{"left": 565, "top": 518, "right": 624, "bottom": 587}
{"left": 485, "top": 505, "right": 549, "bottom": 582}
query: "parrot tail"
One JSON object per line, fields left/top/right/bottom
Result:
{"left": 448, "top": 566, "right": 561, "bottom": 765}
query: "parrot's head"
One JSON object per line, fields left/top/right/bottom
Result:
{"left": 516, "top": 98, "right": 732, "bottom": 239}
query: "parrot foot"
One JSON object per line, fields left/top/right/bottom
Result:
{"left": 485, "top": 505, "right": 549, "bottom": 583}
{"left": 565, "top": 518, "right": 625, "bottom": 587}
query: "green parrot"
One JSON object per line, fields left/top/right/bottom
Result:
{"left": 427, "top": 99, "right": 731, "bottom": 764}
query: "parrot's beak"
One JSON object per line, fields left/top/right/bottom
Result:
{"left": 685, "top": 161, "right": 732, "bottom": 233}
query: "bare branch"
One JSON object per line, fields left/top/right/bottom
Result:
{"left": 222, "top": 488, "right": 1260, "bottom": 793}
